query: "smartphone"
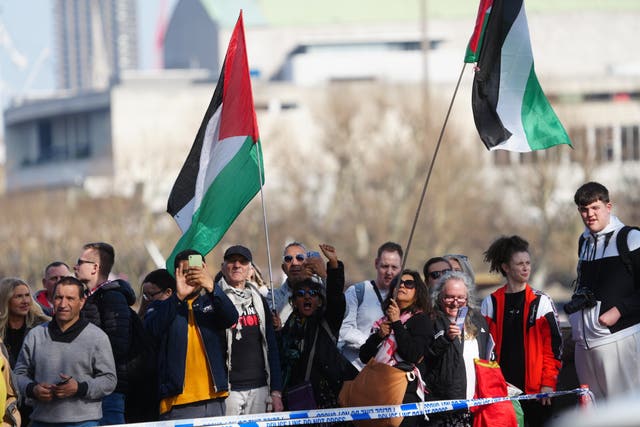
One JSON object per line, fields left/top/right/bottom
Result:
{"left": 188, "top": 254, "right": 203, "bottom": 268}
{"left": 455, "top": 306, "right": 468, "bottom": 330}
{"left": 306, "top": 251, "right": 321, "bottom": 258}
{"left": 57, "top": 377, "right": 71, "bottom": 386}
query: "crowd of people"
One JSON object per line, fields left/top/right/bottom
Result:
{"left": 0, "top": 180, "right": 637, "bottom": 427}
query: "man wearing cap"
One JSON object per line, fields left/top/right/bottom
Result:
{"left": 217, "top": 245, "right": 283, "bottom": 415}
{"left": 144, "top": 249, "right": 238, "bottom": 420}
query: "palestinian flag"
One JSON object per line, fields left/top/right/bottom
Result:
{"left": 467, "top": 0, "right": 572, "bottom": 152}
{"left": 166, "top": 12, "right": 263, "bottom": 271}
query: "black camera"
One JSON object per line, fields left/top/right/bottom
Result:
{"left": 564, "top": 287, "right": 597, "bottom": 314}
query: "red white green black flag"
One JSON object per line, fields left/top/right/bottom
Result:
{"left": 466, "top": 0, "right": 572, "bottom": 152}
{"left": 166, "top": 11, "right": 263, "bottom": 270}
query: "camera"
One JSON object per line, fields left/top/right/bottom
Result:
{"left": 564, "top": 287, "right": 597, "bottom": 314}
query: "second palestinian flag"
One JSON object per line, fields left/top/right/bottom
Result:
{"left": 467, "top": 0, "right": 572, "bottom": 152}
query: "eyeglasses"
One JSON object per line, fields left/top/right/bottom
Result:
{"left": 283, "top": 254, "right": 306, "bottom": 263}
{"left": 294, "top": 289, "right": 320, "bottom": 298}
{"left": 142, "top": 289, "right": 164, "bottom": 301}
{"left": 76, "top": 259, "right": 97, "bottom": 266}
{"left": 443, "top": 295, "right": 467, "bottom": 303}
{"left": 428, "top": 269, "right": 452, "bottom": 280}
{"left": 398, "top": 279, "right": 416, "bottom": 289}
{"left": 143, "top": 290, "right": 163, "bottom": 301}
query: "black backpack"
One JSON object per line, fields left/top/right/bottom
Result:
{"left": 578, "top": 225, "right": 639, "bottom": 277}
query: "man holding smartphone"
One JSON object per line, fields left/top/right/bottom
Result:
{"left": 15, "top": 276, "right": 117, "bottom": 427}
{"left": 144, "top": 249, "right": 238, "bottom": 420}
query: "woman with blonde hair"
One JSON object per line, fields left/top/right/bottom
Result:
{"left": 0, "top": 278, "right": 50, "bottom": 368}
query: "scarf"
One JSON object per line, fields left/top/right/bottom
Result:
{"left": 372, "top": 310, "right": 417, "bottom": 366}
{"left": 372, "top": 310, "right": 427, "bottom": 402}
{"left": 219, "top": 278, "right": 255, "bottom": 340}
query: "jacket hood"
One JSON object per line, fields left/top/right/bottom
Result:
{"left": 581, "top": 214, "right": 623, "bottom": 239}
{"left": 100, "top": 278, "right": 136, "bottom": 306}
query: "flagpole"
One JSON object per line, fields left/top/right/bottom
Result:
{"left": 254, "top": 143, "right": 276, "bottom": 309}
{"left": 401, "top": 62, "right": 468, "bottom": 270}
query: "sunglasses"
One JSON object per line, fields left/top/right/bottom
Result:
{"left": 445, "top": 254, "right": 468, "bottom": 261}
{"left": 428, "top": 269, "right": 452, "bottom": 280}
{"left": 283, "top": 254, "right": 306, "bottom": 263}
{"left": 76, "top": 259, "right": 97, "bottom": 266}
{"left": 398, "top": 279, "right": 416, "bottom": 289}
{"left": 294, "top": 289, "right": 320, "bottom": 298}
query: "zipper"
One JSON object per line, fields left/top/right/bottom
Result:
{"left": 193, "top": 300, "right": 218, "bottom": 393}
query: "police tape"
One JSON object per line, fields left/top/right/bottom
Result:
{"left": 122, "top": 387, "right": 591, "bottom": 427}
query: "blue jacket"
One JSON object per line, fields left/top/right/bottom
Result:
{"left": 144, "top": 285, "right": 238, "bottom": 400}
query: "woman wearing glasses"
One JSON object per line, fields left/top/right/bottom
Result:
{"left": 481, "top": 236, "right": 562, "bottom": 427}
{"left": 425, "top": 271, "right": 491, "bottom": 427}
{"left": 359, "top": 269, "right": 433, "bottom": 427}
{"left": 137, "top": 269, "right": 176, "bottom": 319}
{"left": 277, "top": 244, "right": 358, "bottom": 411}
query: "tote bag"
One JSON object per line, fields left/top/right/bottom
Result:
{"left": 338, "top": 359, "right": 409, "bottom": 427}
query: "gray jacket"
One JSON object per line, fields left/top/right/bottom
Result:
{"left": 14, "top": 319, "right": 117, "bottom": 423}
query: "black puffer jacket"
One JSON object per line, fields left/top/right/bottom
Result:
{"left": 82, "top": 279, "right": 136, "bottom": 393}
{"left": 424, "top": 308, "right": 491, "bottom": 400}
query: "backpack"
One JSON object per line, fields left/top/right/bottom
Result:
{"left": 355, "top": 281, "right": 384, "bottom": 307}
{"left": 578, "top": 225, "right": 639, "bottom": 277}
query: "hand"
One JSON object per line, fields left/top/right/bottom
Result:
{"left": 319, "top": 244, "right": 338, "bottom": 269}
{"left": 175, "top": 265, "right": 195, "bottom": 300}
{"left": 447, "top": 323, "right": 461, "bottom": 341}
{"left": 272, "top": 311, "right": 282, "bottom": 331}
{"left": 271, "top": 393, "right": 284, "bottom": 412}
{"left": 540, "top": 386, "right": 553, "bottom": 406}
{"left": 599, "top": 306, "right": 621, "bottom": 327}
{"left": 33, "top": 383, "right": 54, "bottom": 401}
{"left": 51, "top": 374, "right": 78, "bottom": 399}
{"left": 386, "top": 299, "right": 400, "bottom": 323}
{"left": 303, "top": 256, "right": 327, "bottom": 279}
{"left": 377, "top": 321, "right": 391, "bottom": 338}
{"left": 186, "top": 264, "right": 214, "bottom": 293}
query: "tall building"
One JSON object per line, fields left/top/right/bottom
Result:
{"left": 53, "top": 0, "right": 138, "bottom": 92}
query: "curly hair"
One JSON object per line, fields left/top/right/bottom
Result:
{"left": 0, "top": 278, "right": 50, "bottom": 339}
{"left": 483, "top": 235, "right": 529, "bottom": 277}
{"left": 383, "top": 269, "right": 432, "bottom": 315}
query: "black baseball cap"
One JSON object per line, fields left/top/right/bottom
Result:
{"left": 223, "top": 245, "right": 253, "bottom": 262}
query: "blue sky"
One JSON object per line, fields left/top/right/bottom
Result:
{"left": 0, "top": 0, "right": 175, "bottom": 104}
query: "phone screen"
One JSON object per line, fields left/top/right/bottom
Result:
{"left": 455, "top": 306, "right": 468, "bottom": 330}
{"left": 306, "top": 251, "right": 321, "bottom": 258}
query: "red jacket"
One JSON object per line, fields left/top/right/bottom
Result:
{"left": 481, "top": 284, "right": 562, "bottom": 394}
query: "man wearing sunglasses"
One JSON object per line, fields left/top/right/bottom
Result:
{"left": 75, "top": 242, "right": 136, "bottom": 426}
{"left": 423, "top": 257, "right": 453, "bottom": 289}
{"left": 339, "top": 242, "right": 403, "bottom": 370}
{"left": 267, "top": 242, "right": 328, "bottom": 323}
